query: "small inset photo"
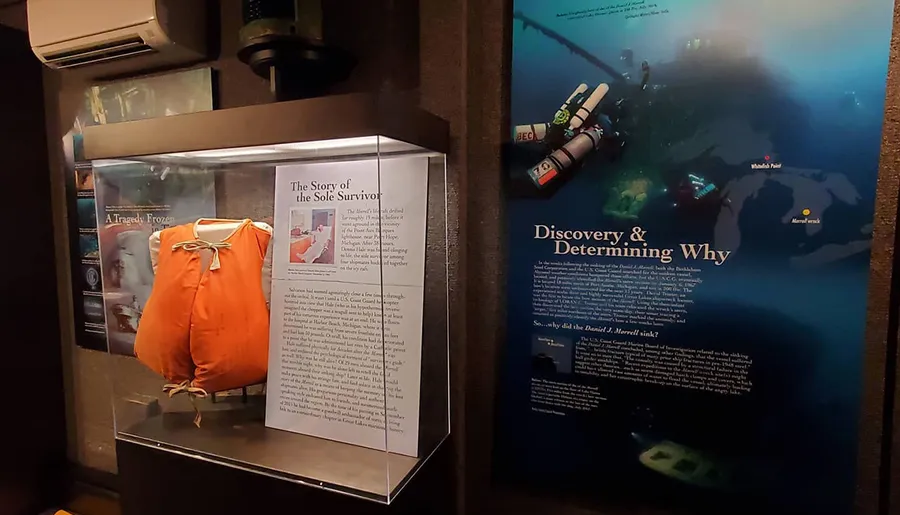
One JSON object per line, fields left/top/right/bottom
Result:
{"left": 531, "top": 334, "right": 573, "bottom": 376}
{"left": 81, "top": 263, "right": 102, "bottom": 293}
{"left": 77, "top": 198, "right": 97, "bottom": 227}
{"left": 83, "top": 295, "right": 105, "bottom": 325}
{"left": 79, "top": 234, "right": 100, "bottom": 260}
{"left": 288, "top": 207, "right": 337, "bottom": 265}
{"left": 75, "top": 168, "right": 94, "bottom": 192}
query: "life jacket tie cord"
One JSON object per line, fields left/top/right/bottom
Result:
{"left": 172, "top": 240, "right": 232, "bottom": 271}
{"left": 163, "top": 380, "right": 209, "bottom": 428}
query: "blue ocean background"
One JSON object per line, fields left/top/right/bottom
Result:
{"left": 499, "top": 1, "right": 895, "bottom": 513}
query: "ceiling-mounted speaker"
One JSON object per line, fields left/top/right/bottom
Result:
{"left": 238, "top": 0, "right": 354, "bottom": 100}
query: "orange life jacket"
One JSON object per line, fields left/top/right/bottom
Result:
{"left": 134, "top": 219, "right": 271, "bottom": 393}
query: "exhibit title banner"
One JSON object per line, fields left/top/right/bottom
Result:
{"left": 534, "top": 224, "right": 731, "bottom": 265}
{"left": 103, "top": 211, "right": 176, "bottom": 227}
{"left": 289, "top": 178, "right": 384, "bottom": 202}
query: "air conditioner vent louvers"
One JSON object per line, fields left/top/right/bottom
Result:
{"left": 28, "top": 0, "right": 207, "bottom": 74}
{"left": 43, "top": 35, "right": 156, "bottom": 69}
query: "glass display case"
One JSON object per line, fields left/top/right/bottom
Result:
{"left": 83, "top": 94, "right": 450, "bottom": 504}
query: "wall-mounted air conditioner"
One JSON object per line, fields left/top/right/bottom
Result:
{"left": 28, "top": 0, "right": 206, "bottom": 73}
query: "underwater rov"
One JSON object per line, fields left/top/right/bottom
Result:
{"left": 513, "top": 83, "right": 625, "bottom": 189}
